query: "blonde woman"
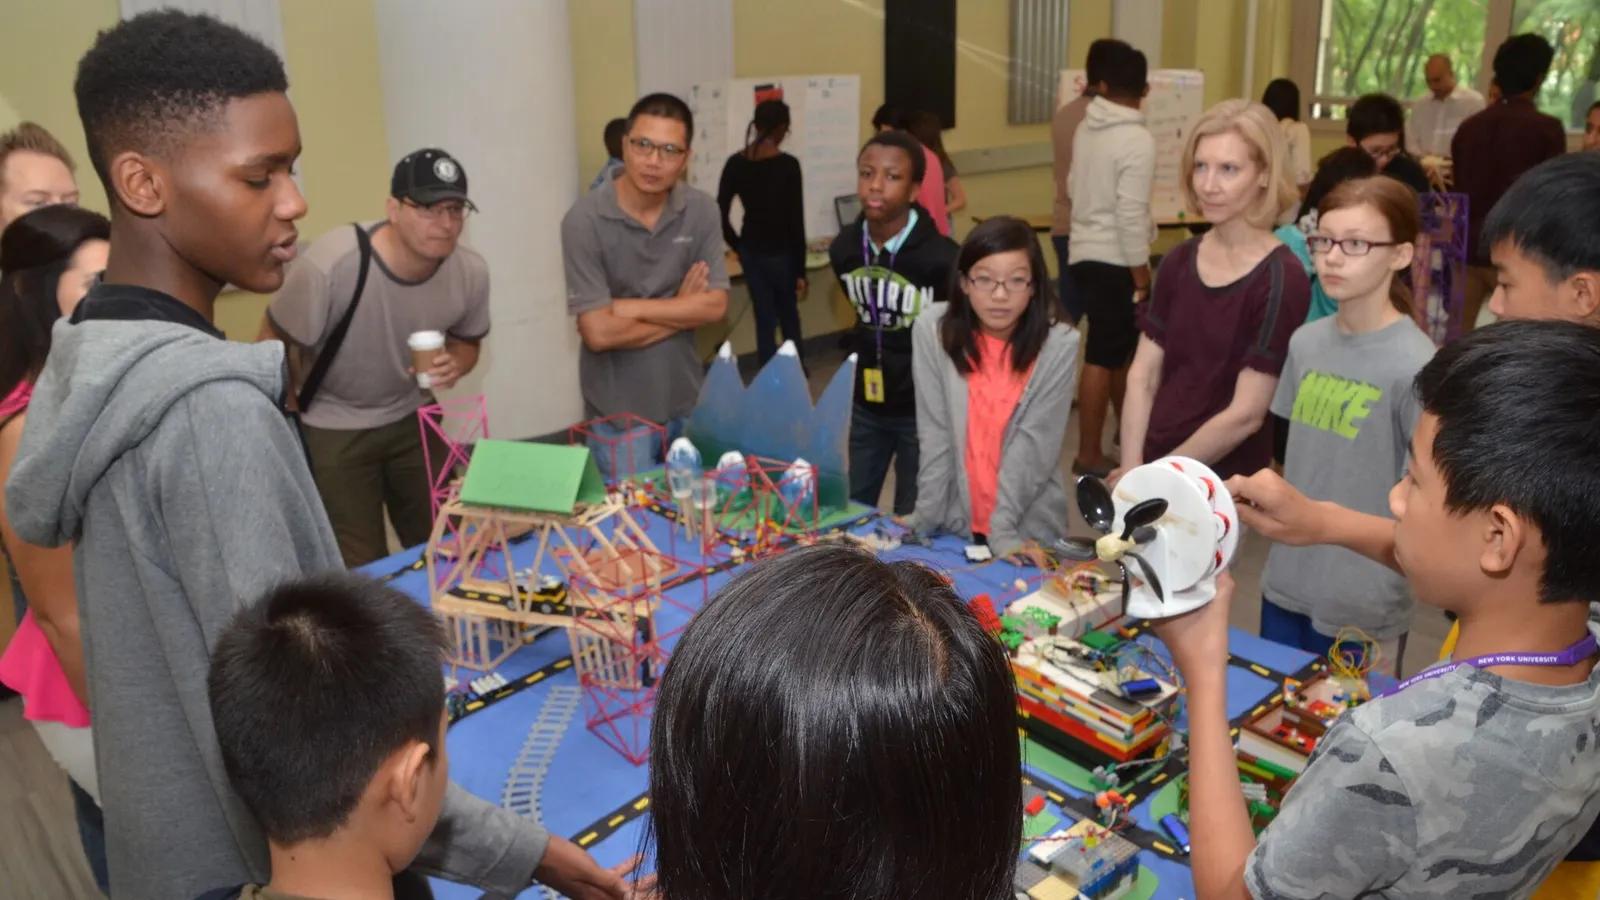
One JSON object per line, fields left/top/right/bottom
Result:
{"left": 1117, "top": 100, "right": 1310, "bottom": 480}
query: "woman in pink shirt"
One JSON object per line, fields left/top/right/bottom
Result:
{"left": 908, "top": 216, "right": 1079, "bottom": 557}
{"left": 0, "top": 204, "right": 111, "bottom": 890}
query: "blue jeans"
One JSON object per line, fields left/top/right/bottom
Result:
{"left": 849, "top": 403, "right": 918, "bottom": 514}
{"left": 1051, "top": 234, "right": 1083, "bottom": 325}
{"left": 738, "top": 250, "right": 803, "bottom": 365}
{"left": 587, "top": 415, "right": 686, "bottom": 483}
{"left": 1259, "top": 597, "right": 1343, "bottom": 657}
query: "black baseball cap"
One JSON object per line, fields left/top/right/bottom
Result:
{"left": 391, "top": 148, "right": 476, "bottom": 208}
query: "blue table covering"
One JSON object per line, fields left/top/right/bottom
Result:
{"left": 358, "top": 508, "right": 1332, "bottom": 899}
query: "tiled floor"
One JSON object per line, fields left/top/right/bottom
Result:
{"left": 0, "top": 340, "right": 1452, "bottom": 897}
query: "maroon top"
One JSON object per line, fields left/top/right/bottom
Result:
{"left": 1450, "top": 97, "right": 1567, "bottom": 265}
{"left": 1139, "top": 237, "right": 1310, "bottom": 479}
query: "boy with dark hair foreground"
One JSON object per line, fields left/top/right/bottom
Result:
{"left": 4, "top": 11, "right": 637, "bottom": 899}
{"left": 1161, "top": 319, "right": 1600, "bottom": 899}
{"left": 206, "top": 576, "right": 453, "bottom": 899}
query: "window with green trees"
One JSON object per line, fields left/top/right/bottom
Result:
{"left": 1309, "top": 0, "right": 1597, "bottom": 129}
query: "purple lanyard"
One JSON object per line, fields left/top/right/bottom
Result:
{"left": 1378, "top": 632, "right": 1598, "bottom": 699}
{"left": 861, "top": 228, "right": 900, "bottom": 365}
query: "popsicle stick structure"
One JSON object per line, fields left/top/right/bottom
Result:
{"left": 425, "top": 439, "right": 679, "bottom": 762}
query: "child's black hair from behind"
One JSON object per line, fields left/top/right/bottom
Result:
{"left": 74, "top": 9, "right": 289, "bottom": 191}
{"left": 1414, "top": 319, "right": 1600, "bottom": 605}
{"left": 208, "top": 574, "right": 449, "bottom": 844}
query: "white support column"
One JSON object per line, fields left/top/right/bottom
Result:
{"left": 374, "top": 0, "right": 584, "bottom": 439}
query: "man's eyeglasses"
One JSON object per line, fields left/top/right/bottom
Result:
{"left": 402, "top": 199, "right": 475, "bottom": 221}
{"left": 627, "top": 136, "right": 687, "bottom": 161}
{"left": 966, "top": 274, "right": 1033, "bottom": 295}
{"left": 1307, "top": 235, "right": 1401, "bottom": 256}
{"left": 1359, "top": 142, "right": 1401, "bottom": 164}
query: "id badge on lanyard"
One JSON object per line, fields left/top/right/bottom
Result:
{"left": 863, "top": 230, "right": 897, "bottom": 404}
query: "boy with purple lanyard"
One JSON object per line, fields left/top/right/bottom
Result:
{"left": 827, "top": 131, "right": 957, "bottom": 514}
{"left": 1155, "top": 320, "right": 1600, "bottom": 899}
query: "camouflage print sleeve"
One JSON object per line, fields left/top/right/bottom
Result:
{"left": 1244, "top": 717, "right": 1417, "bottom": 899}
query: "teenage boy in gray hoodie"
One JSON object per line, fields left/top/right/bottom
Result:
{"left": 1067, "top": 44, "right": 1155, "bottom": 479}
{"left": 4, "top": 11, "right": 639, "bottom": 900}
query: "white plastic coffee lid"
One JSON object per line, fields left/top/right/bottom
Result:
{"left": 408, "top": 330, "right": 445, "bottom": 349}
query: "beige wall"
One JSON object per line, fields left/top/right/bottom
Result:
{"left": 0, "top": 0, "right": 392, "bottom": 340}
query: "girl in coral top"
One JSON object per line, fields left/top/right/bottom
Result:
{"left": 0, "top": 204, "right": 110, "bottom": 890}
{"left": 908, "top": 216, "right": 1079, "bottom": 558}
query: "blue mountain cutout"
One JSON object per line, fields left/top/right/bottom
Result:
{"left": 686, "top": 341, "right": 855, "bottom": 509}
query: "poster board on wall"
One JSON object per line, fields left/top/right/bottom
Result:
{"left": 1057, "top": 69, "right": 1205, "bottom": 223}
{"left": 688, "top": 74, "right": 862, "bottom": 242}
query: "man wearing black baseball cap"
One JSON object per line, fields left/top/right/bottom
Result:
{"left": 260, "top": 147, "right": 491, "bottom": 566}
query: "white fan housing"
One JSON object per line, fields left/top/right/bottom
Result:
{"left": 1110, "top": 456, "right": 1239, "bottom": 620}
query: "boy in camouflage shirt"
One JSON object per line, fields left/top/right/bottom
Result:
{"left": 1156, "top": 320, "right": 1600, "bottom": 899}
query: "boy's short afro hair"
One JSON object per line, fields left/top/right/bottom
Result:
{"left": 74, "top": 9, "right": 288, "bottom": 190}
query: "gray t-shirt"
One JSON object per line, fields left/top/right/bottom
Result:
{"left": 561, "top": 179, "right": 729, "bottom": 423}
{"left": 1246, "top": 606, "right": 1600, "bottom": 898}
{"left": 268, "top": 222, "right": 490, "bottom": 431}
{"left": 1263, "top": 316, "right": 1435, "bottom": 639}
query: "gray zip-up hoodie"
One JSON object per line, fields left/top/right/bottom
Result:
{"left": 6, "top": 306, "right": 547, "bottom": 898}
{"left": 908, "top": 307, "right": 1080, "bottom": 557}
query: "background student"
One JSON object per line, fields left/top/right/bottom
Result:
{"left": 647, "top": 544, "right": 1020, "bottom": 900}
{"left": 589, "top": 117, "right": 626, "bottom": 191}
{"left": 1260, "top": 176, "right": 1435, "bottom": 669}
{"left": 0, "top": 204, "right": 110, "bottom": 893}
{"left": 828, "top": 131, "right": 958, "bottom": 514}
{"left": 1261, "top": 78, "right": 1312, "bottom": 192}
{"left": 1345, "top": 93, "right": 1432, "bottom": 194}
{"left": 1118, "top": 100, "right": 1309, "bottom": 481}
{"left": 1068, "top": 43, "right": 1155, "bottom": 479}
{"left": 909, "top": 217, "right": 1077, "bottom": 558}
{"left": 717, "top": 99, "right": 807, "bottom": 366}
{"left": 1453, "top": 33, "right": 1567, "bottom": 331}
{"left": 905, "top": 110, "right": 965, "bottom": 232}
{"left": 1050, "top": 39, "right": 1130, "bottom": 326}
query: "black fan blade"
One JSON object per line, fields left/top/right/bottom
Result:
{"left": 1118, "top": 498, "right": 1169, "bottom": 541}
{"left": 1124, "top": 551, "right": 1164, "bottom": 602}
{"left": 1076, "top": 476, "right": 1115, "bottom": 533}
{"left": 1119, "top": 561, "right": 1131, "bottom": 609}
{"left": 1053, "top": 537, "right": 1098, "bottom": 562}
{"left": 1132, "top": 525, "right": 1157, "bottom": 545}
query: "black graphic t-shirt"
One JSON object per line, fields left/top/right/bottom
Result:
{"left": 828, "top": 204, "right": 958, "bottom": 417}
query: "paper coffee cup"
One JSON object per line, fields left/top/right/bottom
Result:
{"left": 407, "top": 330, "right": 445, "bottom": 389}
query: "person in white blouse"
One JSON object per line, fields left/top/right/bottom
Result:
{"left": 1407, "top": 54, "right": 1485, "bottom": 158}
{"left": 1263, "top": 78, "right": 1313, "bottom": 191}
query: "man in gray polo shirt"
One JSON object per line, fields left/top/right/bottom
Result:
{"left": 262, "top": 148, "right": 489, "bottom": 566}
{"left": 561, "top": 92, "right": 729, "bottom": 480}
